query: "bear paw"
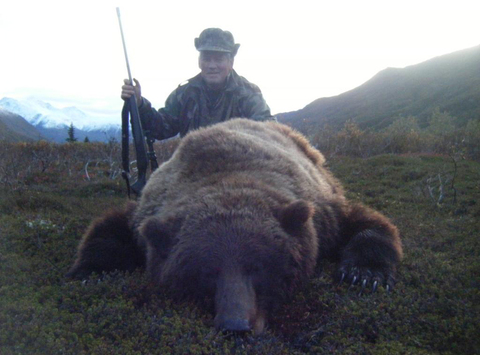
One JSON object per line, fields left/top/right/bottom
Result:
{"left": 336, "top": 263, "right": 395, "bottom": 295}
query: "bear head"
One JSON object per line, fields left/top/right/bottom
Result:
{"left": 139, "top": 193, "right": 318, "bottom": 334}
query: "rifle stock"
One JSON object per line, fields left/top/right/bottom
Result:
{"left": 129, "top": 95, "right": 148, "bottom": 195}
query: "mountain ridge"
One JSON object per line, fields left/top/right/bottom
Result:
{"left": 0, "top": 108, "right": 45, "bottom": 142}
{"left": 0, "top": 97, "right": 119, "bottom": 131}
{"left": 277, "top": 44, "right": 480, "bottom": 132}
{"left": 0, "top": 98, "right": 121, "bottom": 143}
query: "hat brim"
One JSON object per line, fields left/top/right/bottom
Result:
{"left": 196, "top": 45, "right": 233, "bottom": 53}
{"left": 196, "top": 43, "right": 240, "bottom": 56}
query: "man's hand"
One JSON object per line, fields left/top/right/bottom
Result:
{"left": 121, "top": 78, "right": 142, "bottom": 107}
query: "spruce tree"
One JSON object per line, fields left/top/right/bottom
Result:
{"left": 66, "top": 123, "right": 78, "bottom": 143}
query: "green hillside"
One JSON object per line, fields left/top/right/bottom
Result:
{"left": 278, "top": 45, "right": 480, "bottom": 132}
{"left": 0, "top": 109, "right": 44, "bottom": 142}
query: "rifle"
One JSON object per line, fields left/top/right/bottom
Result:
{"left": 116, "top": 7, "right": 158, "bottom": 197}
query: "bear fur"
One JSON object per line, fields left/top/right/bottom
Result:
{"left": 67, "top": 119, "right": 402, "bottom": 334}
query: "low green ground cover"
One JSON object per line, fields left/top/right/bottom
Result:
{"left": 1, "top": 154, "right": 478, "bottom": 354}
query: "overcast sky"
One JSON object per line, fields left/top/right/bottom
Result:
{"left": 1, "top": 0, "right": 479, "bottom": 125}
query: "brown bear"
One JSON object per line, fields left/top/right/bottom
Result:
{"left": 67, "top": 118, "right": 402, "bottom": 334}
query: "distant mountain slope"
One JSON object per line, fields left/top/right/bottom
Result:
{"left": 277, "top": 45, "right": 480, "bottom": 132}
{"left": 31, "top": 124, "right": 121, "bottom": 143}
{"left": 0, "top": 109, "right": 44, "bottom": 142}
{"left": 0, "top": 97, "right": 118, "bottom": 130}
{"left": 0, "top": 98, "right": 121, "bottom": 143}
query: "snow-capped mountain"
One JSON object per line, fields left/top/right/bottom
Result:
{"left": 0, "top": 97, "right": 119, "bottom": 131}
{"left": 0, "top": 97, "right": 121, "bottom": 143}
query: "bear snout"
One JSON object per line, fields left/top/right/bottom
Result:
{"left": 214, "top": 270, "right": 265, "bottom": 334}
{"left": 215, "top": 317, "right": 251, "bottom": 332}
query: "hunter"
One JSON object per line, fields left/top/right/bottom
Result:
{"left": 121, "top": 28, "right": 273, "bottom": 140}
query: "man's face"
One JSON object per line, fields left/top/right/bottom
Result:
{"left": 199, "top": 51, "right": 234, "bottom": 90}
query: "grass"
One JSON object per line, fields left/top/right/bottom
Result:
{"left": 1, "top": 153, "right": 479, "bottom": 354}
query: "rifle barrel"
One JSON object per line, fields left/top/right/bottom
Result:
{"left": 116, "top": 7, "right": 134, "bottom": 85}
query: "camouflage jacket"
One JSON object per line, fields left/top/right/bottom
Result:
{"left": 138, "top": 70, "right": 273, "bottom": 140}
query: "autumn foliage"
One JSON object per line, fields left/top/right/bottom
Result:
{"left": 307, "top": 110, "right": 479, "bottom": 160}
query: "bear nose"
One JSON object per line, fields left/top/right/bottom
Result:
{"left": 215, "top": 316, "right": 251, "bottom": 333}
{"left": 214, "top": 270, "right": 257, "bottom": 333}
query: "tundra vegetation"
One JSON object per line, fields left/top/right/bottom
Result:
{"left": 0, "top": 114, "right": 479, "bottom": 354}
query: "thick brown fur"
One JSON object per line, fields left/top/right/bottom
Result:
{"left": 66, "top": 201, "right": 144, "bottom": 280}
{"left": 67, "top": 119, "right": 402, "bottom": 334}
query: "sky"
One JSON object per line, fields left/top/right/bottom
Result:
{"left": 1, "top": 0, "right": 479, "bottom": 126}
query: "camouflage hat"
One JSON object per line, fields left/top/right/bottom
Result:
{"left": 194, "top": 28, "right": 240, "bottom": 56}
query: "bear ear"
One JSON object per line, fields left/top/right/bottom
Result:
{"left": 139, "top": 216, "right": 182, "bottom": 257}
{"left": 279, "top": 200, "right": 314, "bottom": 232}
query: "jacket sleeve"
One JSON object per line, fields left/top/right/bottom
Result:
{"left": 138, "top": 89, "right": 182, "bottom": 140}
{"left": 241, "top": 86, "right": 274, "bottom": 122}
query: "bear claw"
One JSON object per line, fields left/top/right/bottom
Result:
{"left": 349, "top": 276, "right": 358, "bottom": 288}
{"left": 336, "top": 265, "right": 395, "bottom": 293}
{"left": 358, "top": 279, "right": 368, "bottom": 295}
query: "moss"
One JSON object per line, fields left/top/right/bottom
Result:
{"left": 65, "top": 180, "right": 126, "bottom": 198}
{"left": 1, "top": 154, "right": 479, "bottom": 354}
